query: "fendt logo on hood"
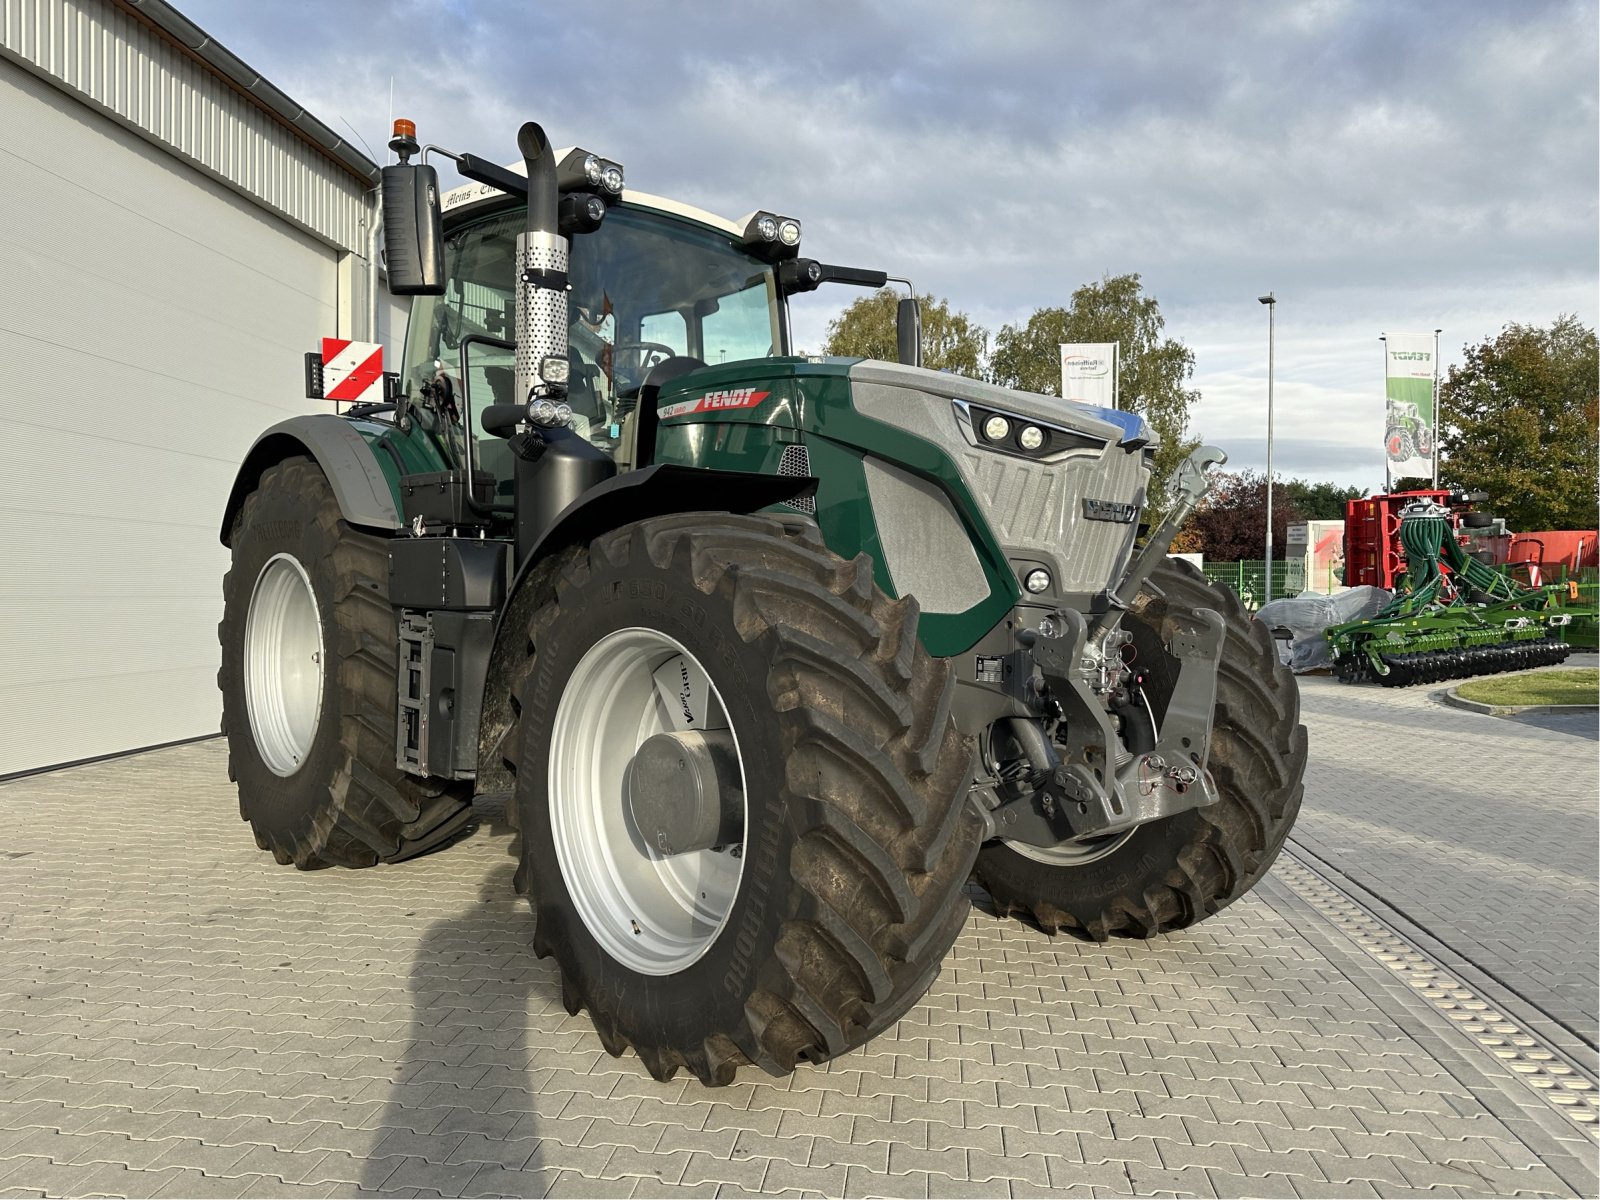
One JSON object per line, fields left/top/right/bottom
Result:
{"left": 658, "top": 388, "right": 770, "bottom": 419}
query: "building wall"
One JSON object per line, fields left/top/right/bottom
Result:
{"left": 0, "top": 26, "right": 361, "bottom": 774}
{"left": 0, "top": 0, "right": 374, "bottom": 255}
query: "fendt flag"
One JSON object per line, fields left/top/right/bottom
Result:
{"left": 1060, "top": 343, "right": 1119, "bottom": 408}
{"left": 1383, "top": 332, "right": 1437, "bottom": 482}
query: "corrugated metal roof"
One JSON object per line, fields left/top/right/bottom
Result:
{"left": 0, "top": 0, "right": 377, "bottom": 253}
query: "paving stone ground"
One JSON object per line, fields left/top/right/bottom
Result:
{"left": 1290, "top": 657, "right": 1600, "bottom": 1044}
{"left": 1, "top": 675, "right": 1596, "bottom": 1199}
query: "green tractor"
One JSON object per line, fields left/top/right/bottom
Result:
{"left": 219, "top": 120, "right": 1307, "bottom": 1085}
{"left": 1385, "top": 398, "right": 1433, "bottom": 463}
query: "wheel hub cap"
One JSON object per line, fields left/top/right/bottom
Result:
{"left": 547, "top": 628, "right": 748, "bottom": 975}
{"left": 624, "top": 729, "right": 743, "bottom": 857}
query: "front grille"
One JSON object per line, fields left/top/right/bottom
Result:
{"left": 956, "top": 444, "right": 1145, "bottom": 594}
{"left": 849, "top": 371, "right": 1150, "bottom": 601}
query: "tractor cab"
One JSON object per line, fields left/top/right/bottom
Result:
{"left": 402, "top": 189, "right": 790, "bottom": 495}
{"left": 379, "top": 125, "right": 910, "bottom": 523}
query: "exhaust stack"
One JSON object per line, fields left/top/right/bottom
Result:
{"left": 514, "top": 122, "right": 569, "bottom": 407}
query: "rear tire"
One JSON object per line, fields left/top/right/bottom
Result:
{"left": 218, "top": 457, "right": 474, "bottom": 868}
{"left": 1385, "top": 428, "right": 1416, "bottom": 462}
{"left": 972, "top": 557, "right": 1306, "bottom": 939}
{"left": 505, "top": 514, "right": 982, "bottom": 1085}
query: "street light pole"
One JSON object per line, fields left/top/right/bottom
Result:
{"left": 1440, "top": 326, "right": 1452, "bottom": 489}
{"left": 1258, "top": 292, "right": 1276, "bottom": 605}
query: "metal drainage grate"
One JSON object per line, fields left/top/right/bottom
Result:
{"left": 1277, "top": 851, "right": 1599, "bottom": 1139}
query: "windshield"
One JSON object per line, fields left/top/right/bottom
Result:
{"left": 402, "top": 203, "right": 783, "bottom": 483}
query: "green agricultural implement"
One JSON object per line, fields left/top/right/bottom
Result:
{"left": 217, "top": 117, "right": 1307, "bottom": 1085}
{"left": 1328, "top": 499, "right": 1587, "bottom": 686}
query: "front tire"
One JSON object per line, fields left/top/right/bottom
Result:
{"left": 506, "top": 514, "right": 983, "bottom": 1085}
{"left": 218, "top": 457, "right": 473, "bottom": 868}
{"left": 972, "top": 557, "right": 1307, "bottom": 939}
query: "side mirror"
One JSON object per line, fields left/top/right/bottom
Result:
{"left": 381, "top": 163, "right": 445, "bottom": 295}
{"left": 896, "top": 296, "right": 922, "bottom": 368}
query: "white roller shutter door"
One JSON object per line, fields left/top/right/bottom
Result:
{"left": 0, "top": 65, "right": 341, "bottom": 775}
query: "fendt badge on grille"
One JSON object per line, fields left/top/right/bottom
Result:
{"left": 1083, "top": 498, "right": 1138, "bottom": 523}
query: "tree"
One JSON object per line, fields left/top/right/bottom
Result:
{"left": 1281, "top": 478, "right": 1365, "bottom": 521}
{"left": 824, "top": 290, "right": 988, "bottom": 378}
{"left": 1174, "top": 470, "right": 1304, "bottom": 562}
{"left": 1438, "top": 315, "right": 1598, "bottom": 531}
{"left": 1390, "top": 476, "right": 1435, "bottom": 494}
{"left": 987, "top": 273, "right": 1200, "bottom": 507}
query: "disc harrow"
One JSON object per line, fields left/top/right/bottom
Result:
{"left": 1336, "top": 634, "right": 1572, "bottom": 687}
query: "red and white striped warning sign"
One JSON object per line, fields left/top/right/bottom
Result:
{"left": 320, "top": 338, "right": 384, "bottom": 404}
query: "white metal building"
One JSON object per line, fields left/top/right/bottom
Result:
{"left": 0, "top": 0, "right": 386, "bottom": 775}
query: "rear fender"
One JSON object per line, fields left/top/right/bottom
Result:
{"left": 220, "top": 415, "right": 403, "bottom": 545}
{"left": 473, "top": 464, "right": 815, "bottom": 794}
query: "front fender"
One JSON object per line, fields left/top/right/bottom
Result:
{"left": 473, "top": 464, "right": 815, "bottom": 795}
{"left": 220, "top": 415, "right": 403, "bottom": 544}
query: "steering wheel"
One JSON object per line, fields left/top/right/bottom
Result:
{"left": 610, "top": 342, "right": 680, "bottom": 394}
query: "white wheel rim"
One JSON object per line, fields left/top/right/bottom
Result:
{"left": 548, "top": 628, "right": 748, "bottom": 975}
{"left": 1005, "top": 828, "right": 1135, "bottom": 866}
{"left": 243, "top": 553, "right": 325, "bottom": 777}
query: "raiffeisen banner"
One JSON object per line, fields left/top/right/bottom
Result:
{"left": 1384, "top": 332, "right": 1436, "bottom": 480}
{"left": 1060, "top": 343, "right": 1119, "bottom": 408}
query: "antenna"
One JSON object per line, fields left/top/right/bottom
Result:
{"left": 339, "top": 117, "right": 376, "bottom": 165}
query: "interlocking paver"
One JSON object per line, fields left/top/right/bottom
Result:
{"left": 842, "top": 1165, "right": 924, "bottom": 1198}
{"left": 1, "top": 684, "right": 1595, "bottom": 1199}
{"left": 545, "top": 1168, "right": 639, "bottom": 1197}
{"left": 761, "top": 1160, "right": 849, "bottom": 1196}
{"left": 365, "top": 1154, "right": 481, "bottom": 1194}
{"left": 457, "top": 1163, "right": 558, "bottom": 1198}
{"left": 678, "top": 1149, "right": 766, "bottom": 1189}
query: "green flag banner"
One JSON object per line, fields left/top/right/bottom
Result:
{"left": 1384, "top": 332, "right": 1436, "bottom": 480}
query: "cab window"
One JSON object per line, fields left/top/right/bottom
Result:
{"left": 399, "top": 202, "right": 783, "bottom": 486}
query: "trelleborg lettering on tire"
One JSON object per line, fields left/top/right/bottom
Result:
{"left": 724, "top": 790, "right": 786, "bottom": 998}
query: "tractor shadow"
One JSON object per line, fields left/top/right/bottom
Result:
{"left": 359, "top": 796, "right": 570, "bottom": 1196}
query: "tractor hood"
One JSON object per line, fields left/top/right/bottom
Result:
{"left": 849, "top": 360, "right": 1154, "bottom": 448}
{"left": 650, "top": 354, "right": 1156, "bottom": 653}
{"left": 843, "top": 359, "right": 1154, "bottom": 616}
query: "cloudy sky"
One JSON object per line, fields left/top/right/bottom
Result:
{"left": 182, "top": 0, "right": 1597, "bottom": 490}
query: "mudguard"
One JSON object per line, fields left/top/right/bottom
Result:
{"left": 473, "top": 464, "right": 817, "bottom": 794}
{"left": 219, "top": 415, "right": 402, "bottom": 544}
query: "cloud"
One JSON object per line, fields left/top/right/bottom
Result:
{"left": 178, "top": 0, "right": 1598, "bottom": 492}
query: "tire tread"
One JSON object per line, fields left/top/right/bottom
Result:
{"left": 511, "top": 514, "right": 982, "bottom": 1084}
{"left": 218, "top": 457, "right": 473, "bottom": 870}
